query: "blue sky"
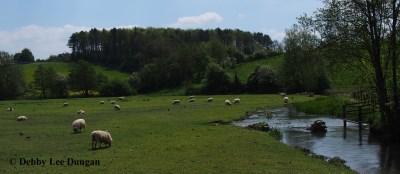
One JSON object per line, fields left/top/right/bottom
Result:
{"left": 0, "top": 0, "right": 323, "bottom": 59}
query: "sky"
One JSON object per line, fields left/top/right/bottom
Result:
{"left": 0, "top": 0, "right": 323, "bottom": 59}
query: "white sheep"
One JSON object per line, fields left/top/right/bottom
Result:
{"left": 280, "top": 93, "right": 287, "bottom": 97}
{"left": 188, "top": 96, "right": 195, "bottom": 100}
{"left": 7, "top": 107, "right": 13, "bottom": 111}
{"left": 118, "top": 96, "right": 125, "bottom": 101}
{"left": 76, "top": 110, "right": 85, "bottom": 115}
{"left": 110, "top": 100, "right": 116, "bottom": 105}
{"left": 17, "top": 116, "right": 28, "bottom": 121}
{"left": 72, "top": 119, "right": 86, "bottom": 133}
{"left": 63, "top": 102, "right": 69, "bottom": 107}
{"left": 233, "top": 98, "right": 240, "bottom": 104}
{"left": 207, "top": 97, "right": 214, "bottom": 102}
{"left": 189, "top": 98, "right": 195, "bottom": 102}
{"left": 225, "top": 100, "right": 232, "bottom": 106}
{"left": 91, "top": 130, "right": 112, "bottom": 149}
{"left": 114, "top": 104, "right": 121, "bottom": 111}
{"left": 99, "top": 101, "right": 105, "bottom": 104}
{"left": 172, "top": 99, "right": 181, "bottom": 105}
{"left": 283, "top": 96, "right": 289, "bottom": 104}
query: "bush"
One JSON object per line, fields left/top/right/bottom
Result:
{"left": 100, "top": 79, "right": 134, "bottom": 97}
{"left": 202, "top": 63, "right": 231, "bottom": 94}
{"left": 247, "top": 65, "right": 280, "bottom": 94}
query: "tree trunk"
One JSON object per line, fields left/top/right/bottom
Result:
{"left": 390, "top": 0, "right": 400, "bottom": 129}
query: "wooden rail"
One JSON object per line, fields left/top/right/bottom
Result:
{"left": 342, "top": 100, "right": 376, "bottom": 129}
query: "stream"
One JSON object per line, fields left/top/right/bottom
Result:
{"left": 232, "top": 107, "right": 400, "bottom": 174}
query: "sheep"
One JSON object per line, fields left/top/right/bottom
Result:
{"left": 172, "top": 99, "right": 181, "bottom": 105}
{"left": 118, "top": 96, "right": 125, "bottom": 101}
{"left": 188, "top": 96, "right": 195, "bottom": 100}
{"left": 225, "top": 100, "right": 232, "bottom": 106}
{"left": 17, "top": 116, "right": 28, "bottom": 121}
{"left": 63, "top": 102, "right": 69, "bottom": 107}
{"left": 207, "top": 97, "right": 214, "bottom": 102}
{"left": 283, "top": 96, "right": 289, "bottom": 104}
{"left": 99, "top": 101, "right": 105, "bottom": 104}
{"left": 280, "top": 93, "right": 287, "bottom": 97}
{"left": 76, "top": 110, "right": 85, "bottom": 115}
{"left": 114, "top": 104, "right": 121, "bottom": 111}
{"left": 7, "top": 107, "right": 13, "bottom": 112}
{"left": 72, "top": 119, "right": 86, "bottom": 133}
{"left": 91, "top": 130, "right": 112, "bottom": 149}
{"left": 189, "top": 98, "right": 195, "bottom": 102}
{"left": 233, "top": 98, "right": 240, "bottom": 104}
{"left": 110, "top": 100, "right": 116, "bottom": 105}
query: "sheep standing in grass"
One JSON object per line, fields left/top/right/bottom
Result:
{"left": 207, "top": 97, "right": 214, "bottom": 103}
{"left": 114, "top": 104, "right": 121, "bottom": 111}
{"left": 280, "top": 93, "right": 286, "bottom": 97}
{"left": 233, "top": 98, "right": 240, "bottom": 104}
{"left": 63, "top": 102, "right": 69, "bottom": 107}
{"left": 17, "top": 116, "right": 28, "bottom": 121}
{"left": 172, "top": 99, "right": 181, "bottom": 105}
{"left": 7, "top": 107, "right": 13, "bottom": 111}
{"left": 283, "top": 96, "right": 289, "bottom": 104}
{"left": 76, "top": 110, "right": 85, "bottom": 115}
{"left": 110, "top": 100, "right": 116, "bottom": 105}
{"left": 72, "top": 119, "right": 86, "bottom": 133}
{"left": 225, "top": 100, "right": 232, "bottom": 106}
{"left": 188, "top": 96, "right": 195, "bottom": 100}
{"left": 91, "top": 130, "right": 112, "bottom": 149}
{"left": 189, "top": 98, "right": 195, "bottom": 102}
{"left": 99, "top": 101, "right": 105, "bottom": 104}
{"left": 118, "top": 96, "right": 125, "bottom": 101}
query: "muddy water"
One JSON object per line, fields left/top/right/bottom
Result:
{"left": 233, "top": 107, "right": 400, "bottom": 174}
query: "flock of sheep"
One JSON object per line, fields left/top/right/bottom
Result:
{"left": 11, "top": 94, "right": 290, "bottom": 150}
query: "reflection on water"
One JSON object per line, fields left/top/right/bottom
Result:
{"left": 233, "top": 107, "right": 400, "bottom": 174}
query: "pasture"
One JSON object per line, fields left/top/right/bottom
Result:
{"left": 0, "top": 95, "right": 354, "bottom": 173}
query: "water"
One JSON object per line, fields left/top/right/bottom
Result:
{"left": 233, "top": 107, "right": 400, "bottom": 174}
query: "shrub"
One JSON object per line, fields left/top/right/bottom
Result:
{"left": 247, "top": 65, "right": 280, "bottom": 94}
{"left": 100, "top": 79, "right": 134, "bottom": 97}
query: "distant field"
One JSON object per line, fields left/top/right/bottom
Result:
{"left": 0, "top": 94, "right": 354, "bottom": 173}
{"left": 21, "top": 62, "right": 130, "bottom": 83}
{"left": 229, "top": 55, "right": 283, "bottom": 83}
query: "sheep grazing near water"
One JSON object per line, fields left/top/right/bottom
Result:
{"left": 72, "top": 119, "right": 86, "bottom": 133}
{"left": 225, "top": 100, "right": 232, "bottom": 106}
{"left": 17, "top": 116, "right": 28, "bottom": 121}
{"left": 114, "top": 104, "right": 121, "bottom": 111}
{"left": 110, "top": 100, "right": 116, "bottom": 105}
{"left": 283, "top": 96, "right": 289, "bottom": 104}
{"left": 172, "top": 99, "right": 181, "bottom": 105}
{"left": 63, "top": 102, "right": 69, "bottom": 107}
{"left": 91, "top": 130, "right": 112, "bottom": 149}
{"left": 99, "top": 101, "right": 105, "bottom": 104}
{"left": 207, "top": 97, "right": 214, "bottom": 102}
{"left": 233, "top": 98, "right": 240, "bottom": 104}
{"left": 118, "top": 96, "right": 125, "bottom": 101}
{"left": 7, "top": 107, "right": 13, "bottom": 112}
{"left": 76, "top": 110, "right": 85, "bottom": 115}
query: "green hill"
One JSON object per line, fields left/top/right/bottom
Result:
{"left": 22, "top": 62, "right": 130, "bottom": 83}
{"left": 229, "top": 55, "right": 283, "bottom": 83}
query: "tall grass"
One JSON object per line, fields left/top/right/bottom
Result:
{"left": 294, "top": 96, "right": 352, "bottom": 117}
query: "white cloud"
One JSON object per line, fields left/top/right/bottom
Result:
{"left": 0, "top": 24, "right": 91, "bottom": 59}
{"left": 170, "top": 12, "right": 223, "bottom": 28}
{"left": 262, "top": 28, "right": 285, "bottom": 42}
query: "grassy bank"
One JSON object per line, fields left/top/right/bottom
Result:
{"left": 294, "top": 96, "right": 352, "bottom": 117}
{"left": 0, "top": 94, "right": 354, "bottom": 173}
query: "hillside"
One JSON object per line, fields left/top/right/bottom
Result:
{"left": 22, "top": 62, "right": 130, "bottom": 83}
{"left": 228, "top": 55, "right": 283, "bottom": 83}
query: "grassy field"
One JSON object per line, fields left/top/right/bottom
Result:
{"left": 0, "top": 94, "right": 354, "bottom": 173}
{"left": 21, "top": 62, "right": 130, "bottom": 83}
{"left": 229, "top": 56, "right": 283, "bottom": 83}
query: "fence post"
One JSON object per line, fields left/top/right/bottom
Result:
{"left": 343, "top": 105, "right": 347, "bottom": 128}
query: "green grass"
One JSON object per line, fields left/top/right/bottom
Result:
{"left": 294, "top": 96, "right": 352, "bottom": 117}
{"left": 0, "top": 94, "right": 354, "bottom": 173}
{"left": 21, "top": 62, "right": 130, "bottom": 83}
{"left": 229, "top": 55, "right": 283, "bottom": 83}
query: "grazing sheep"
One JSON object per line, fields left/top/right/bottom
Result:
{"left": 189, "top": 98, "right": 195, "bottom": 102}
{"left": 233, "top": 98, "right": 240, "bottom": 104}
{"left": 118, "top": 96, "right": 125, "bottom": 101}
{"left": 225, "top": 100, "right": 232, "bottom": 106}
{"left": 283, "top": 96, "right": 289, "bottom": 104}
{"left": 17, "top": 116, "right": 28, "bottom": 121}
{"left": 114, "top": 104, "right": 121, "bottom": 111}
{"left": 99, "top": 101, "right": 105, "bottom": 104}
{"left": 172, "top": 99, "right": 181, "bottom": 105}
{"left": 76, "top": 110, "right": 85, "bottom": 115}
{"left": 63, "top": 102, "right": 69, "bottom": 107}
{"left": 188, "top": 96, "right": 195, "bottom": 100}
{"left": 91, "top": 130, "right": 112, "bottom": 149}
{"left": 280, "top": 93, "right": 287, "bottom": 97}
{"left": 7, "top": 107, "right": 13, "bottom": 111}
{"left": 110, "top": 100, "right": 116, "bottom": 105}
{"left": 207, "top": 97, "right": 214, "bottom": 102}
{"left": 72, "top": 119, "right": 86, "bottom": 133}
